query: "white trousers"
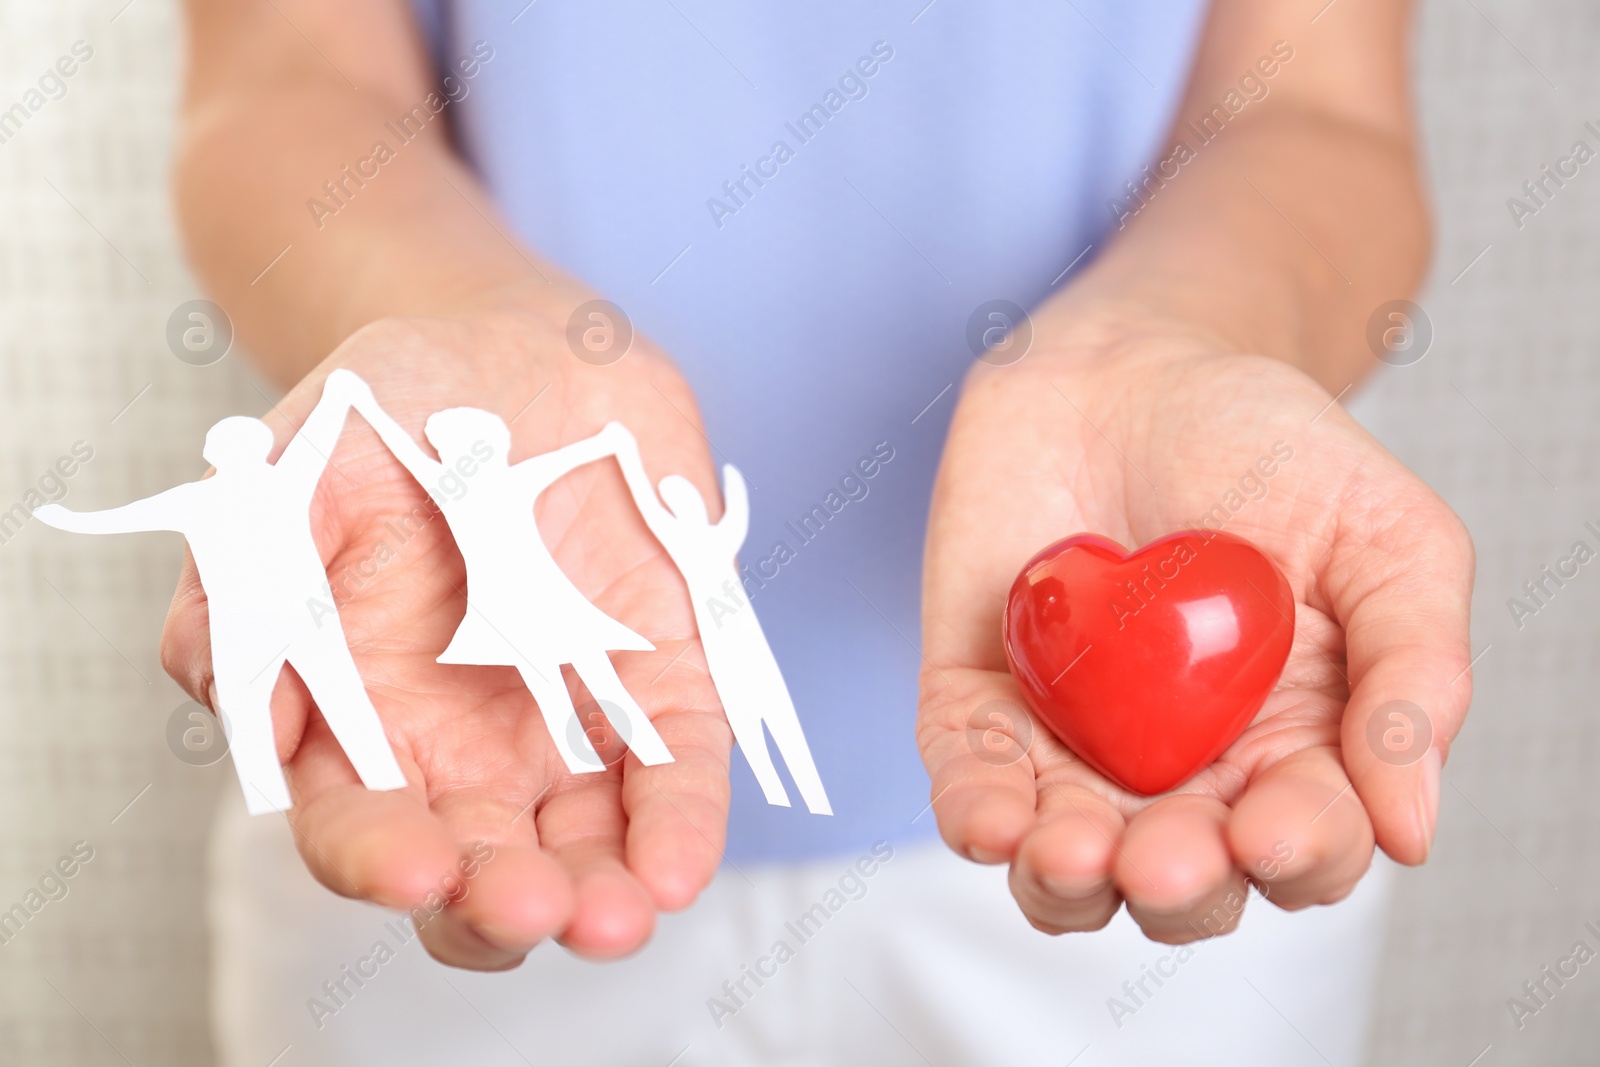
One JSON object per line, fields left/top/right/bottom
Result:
{"left": 208, "top": 788, "right": 1391, "bottom": 1067}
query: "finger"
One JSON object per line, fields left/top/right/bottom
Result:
{"left": 1228, "top": 746, "right": 1375, "bottom": 911}
{"left": 159, "top": 551, "right": 215, "bottom": 705}
{"left": 1008, "top": 783, "right": 1125, "bottom": 934}
{"left": 265, "top": 692, "right": 454, "bottom": 903}
{"left": 1330, "top": 492, "right": 1474, "bottom": 864}
{"left": 415, "top": 787, "right": 574, "bottom": 970}
{"left": 286, "top": 781, "right": 462, "bottom": 913}
{"left": 617, "top": 647, "right": 733, "bottom": 912}
{"left": 537, "top": 772, "right": 657, "bottom": 959}
{"left": 920, "top": 669, "right": 1043, "bottom": 864}
{"left": 1117, "top": 795, "right": 1248, "bottom": 943}
{"left": 918, "top": 389, "right": 1094, "bottom": 866}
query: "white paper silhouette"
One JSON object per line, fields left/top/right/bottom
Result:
{"left": 35, "top": 374, "right": 408, "bottom": 814}
{"left": 343, "top": 377, "right": 673, "bottom": 772}
{"left": 36, "top": 369, "right": 830, "bottom": 817}
{"left": 614, "top": 439, "right": 832, "bottom": 816}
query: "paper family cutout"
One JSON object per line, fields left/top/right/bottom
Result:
{"left": 37, "top": 370, "right": 831, "bottom": 817}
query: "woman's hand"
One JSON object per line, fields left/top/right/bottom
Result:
{"left": 918, "top": 309, "right": 1474, "bottom": 943}
{"left": 161, "top": 285, "right": 733, "bottom": 969}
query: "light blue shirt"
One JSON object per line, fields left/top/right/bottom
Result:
{"left": 411, "top": 0, "right": 1209, "bottom": 862}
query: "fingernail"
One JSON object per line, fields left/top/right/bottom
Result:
{"left": 1418, "top": 746, "right": 1442, "bottom": 860}
{"left": 1039, "top": 875, "right": 1099, "bottom": 900}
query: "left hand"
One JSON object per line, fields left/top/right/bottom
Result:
{"left": 160, "top": 292, "right": 733, "bottom": 971}
{"left": 917, "top": 307, "right": 1474, "bottom": 943}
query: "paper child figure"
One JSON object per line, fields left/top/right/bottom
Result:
{"left": 35, "top": 370, "right": 407, "bottom": 814}
{"left": 344, "top": 377, "right": 673, "bottom": 772}
{"left": 614, "top": 437, "right": 832, "bottom": 815}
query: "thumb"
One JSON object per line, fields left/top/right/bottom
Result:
{"left": 159, "top": 548, "right": 216, "bottom": 708}
{"left": 1333, "top": 492, "right": 1475, "bottom": 866}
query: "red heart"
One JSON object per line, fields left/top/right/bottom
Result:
{"left": 1002, "top": 530, "right": 1294, "bottom": 796}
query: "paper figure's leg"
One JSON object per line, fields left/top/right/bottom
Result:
{"left": 213, "top": 665, "right": 292, "bottom": 816}
{"left": 569, "top": 652, "right": 673, "bottom": 766}
{"left": 720, "top": 703, "right": 791, "bottom": 808}
{"left": 759, "top": 701, "right": 832, "bottom": 816}
{"left": 288, "top": 643, "right": 407, "bottom": 794}
{"left": 515, "top": 664, "right": 604, "bottom": 773}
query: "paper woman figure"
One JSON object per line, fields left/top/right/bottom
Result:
{"left": 614, "top": 435, "right": 832, "bottom": 815}
{"left": 344, "top": 376, "right": 672, "bottom": 772}
{"left": 35, "top": 370, "right": 407, "bottom": 814}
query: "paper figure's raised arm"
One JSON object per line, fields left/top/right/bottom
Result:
{"left": 612, "top": 428, "right": 674, "bottom": 534}
{"left": 275, "top": 371, "right": 358, "bottom": 495}
{"left": 555, "top": 421, "right": 631, "bottom": 469}
{"left": 715, "top": 465, "right": 750, "bottom": 553}
{"left": 35, "top": 485, "right": 194, "bottom": 535}
{"left": 517, "top": 421, "right": 631, "bottom": 490}
{"left": 344, "top": 378, "right": 444, "bottom": 488}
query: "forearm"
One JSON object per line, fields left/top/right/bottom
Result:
{"left": 1039, "top": 1, "right": 1428, "bottom": 394}
{"left": 1053, "top": 111, "right": 1426, "bottom": 392}
{"left": 174, "top": 1, "right": 571, "bottom": 389}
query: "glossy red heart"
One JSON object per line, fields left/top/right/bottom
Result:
{"left": 1002, "top": 530, "right": 1294, "bottom": 796}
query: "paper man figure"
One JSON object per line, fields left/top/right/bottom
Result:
{"left": 35, "top": 371, "right": 407, "bottom": 814}
{"left": 615, "top": 439, "right": 832, "bottom": 815}
{"left": 344, "top": 378, "right": 673, "bottom": 772}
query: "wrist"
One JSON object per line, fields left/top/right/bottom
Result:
{"left": 993, "top": 292, "right": 1233, "bottom": 385}
{"left": 333, "top": 259, "right": 575, "bottom": 340}
{"left": 310, "top": 271, "right": 682, "bottom": 405}
{"left": 954, "top": 290, "right": 1335, "bottom": 435}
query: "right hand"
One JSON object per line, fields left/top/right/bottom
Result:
{"left": 161, "top": 282, "right": 734, "bottom": 970}
{"left": 918, "top": 310, "right": 1473, "bottom": 943}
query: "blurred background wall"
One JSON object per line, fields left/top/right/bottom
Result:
{"left": 0, "top": 1, "right": 1593, "bottom": 1064}
{"left": 0, "top": 2, "right": 247, "bottom": 1062}
{"left": 1368, "top": 1, "right": 1600, "bottom": 1063}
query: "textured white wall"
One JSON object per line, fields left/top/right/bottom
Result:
{"left": 1366, "top": 1, "right": 1600, "bottom": 1063}
{"left": 0, "top": 2, "right": 249, "bottom": 1062}
{"left": 0, "top": 0, "right": 1592, "bottom": 1064}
